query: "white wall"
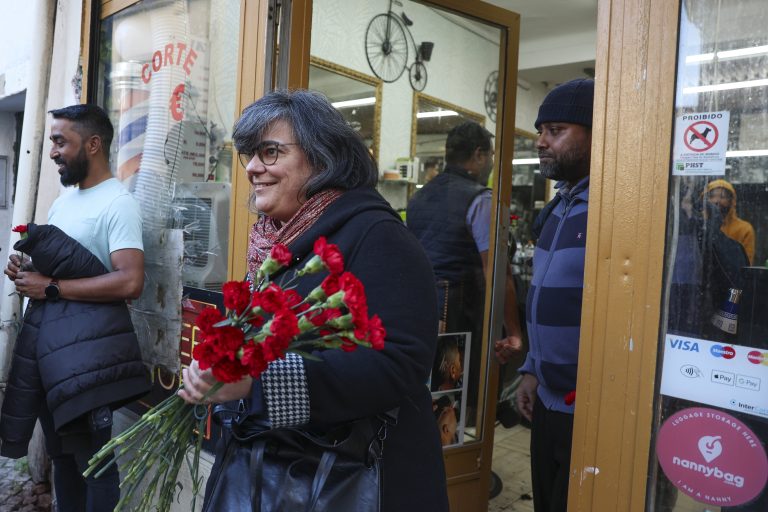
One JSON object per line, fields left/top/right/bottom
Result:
{"left": 35, "top": 0, "right": 84, "bottom": 224}
{"left": 0, "top": 113, "right": 16, "bottom": 232}
{"left": 0, "top": 3, "right": 34, "bottom": 99}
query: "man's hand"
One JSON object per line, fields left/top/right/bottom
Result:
{"left": 5, "top": 254, "right": 33, "bottom": 281}
{"left": 516, "top": 373, "right": 538, "bottom": 423}
{"left": 12, "top": 271, "right": 50, "bottom": 300}
{"left": 494, "top": 335, "right": 523, "bottom": 364}
{"left": 178, "top": 360, "right": 253, "bottom": 405}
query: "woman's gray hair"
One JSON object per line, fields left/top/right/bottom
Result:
{"left": 233, "top": 89, "right": 378, "bottom": 203}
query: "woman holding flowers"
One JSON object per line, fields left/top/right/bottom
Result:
{"left": 179, "top": 90, "right": 449, "bottom": 511}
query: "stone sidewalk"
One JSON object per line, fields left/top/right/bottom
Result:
{"left": 0, "top": 456, "right": 52, "bottom": 512}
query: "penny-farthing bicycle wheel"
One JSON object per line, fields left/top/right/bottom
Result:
{"left": 365, "top": 13, "right": 408, "bottom": 83}
{"left": 409, "top": 61, "right": 428, "bottom": 91}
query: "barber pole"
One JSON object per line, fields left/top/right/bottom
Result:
{"left": 112, "top": 61, "right": 149, "bottom": 189}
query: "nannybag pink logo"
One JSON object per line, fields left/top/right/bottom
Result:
{"left": 656, "top": 407, "right": 767, "bottom": 507}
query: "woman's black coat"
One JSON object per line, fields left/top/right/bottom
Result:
{"left": 0, "top": 223, "right": 150, "bottom": 458}
{"left": 257, "top": 189, "right": 449, "bottom": 511}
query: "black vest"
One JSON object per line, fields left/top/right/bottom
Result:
{"left": 406, "top": 165, "right": 487, "bottom": 284}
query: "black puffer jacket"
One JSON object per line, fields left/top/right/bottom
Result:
{"left": 0, "top": 223, "right": 151, "bottom": 458}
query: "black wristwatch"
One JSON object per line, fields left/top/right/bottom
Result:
{"left": 45, "top": 279, "right": 60, "bottom": 301}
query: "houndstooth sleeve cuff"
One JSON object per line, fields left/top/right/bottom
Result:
{"left": 261, "top": 353, "right": 311, "bottom": 427}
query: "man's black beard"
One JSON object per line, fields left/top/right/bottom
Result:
{"left": 538, "top": 147, "right": 590, "bottom": 183}
{"left": 57, "top": 148, "right": 89, "bottom": 186}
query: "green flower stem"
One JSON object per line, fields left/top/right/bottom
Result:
{"left": 84, "top": 382, "right": 224, "bottom": 511}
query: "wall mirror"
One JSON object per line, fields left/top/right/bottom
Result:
{"left": 411, "top": 92, "right": 485, "bottom": 186}
{"left": 308, "top": 56, "right": 382, "bottom": 161}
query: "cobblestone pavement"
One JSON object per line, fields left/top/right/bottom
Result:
{"left": 0, "top": 457, "right": 52, "bottom": 512}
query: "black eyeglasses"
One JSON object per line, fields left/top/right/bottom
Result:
{"left": 238, "top": 141, "right": 299, "bottom": 168}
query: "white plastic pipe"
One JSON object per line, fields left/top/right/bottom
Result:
{"left": 0, "top": 0, "right": 55, "bottom": 385}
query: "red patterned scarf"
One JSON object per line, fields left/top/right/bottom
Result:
{"left": 247, "top": 189, "right": 343, "bottom": 280}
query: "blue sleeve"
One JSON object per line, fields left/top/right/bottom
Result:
{"left": 466, "top": 190, "right": 491, "bottom": 252}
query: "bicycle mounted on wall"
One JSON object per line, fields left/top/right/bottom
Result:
{"left": 365, "top": 0, "right": 434, "bottom": 91}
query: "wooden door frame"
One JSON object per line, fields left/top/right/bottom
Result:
{"left": 285, "top": 2, "right": 519, "bottom": 510}
{"left": 568, "top": 0, "right": 680, "bottom": 510}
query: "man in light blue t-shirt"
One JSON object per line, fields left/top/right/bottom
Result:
{"left": 5, "top": 104, "right": 145, "bottom": 510}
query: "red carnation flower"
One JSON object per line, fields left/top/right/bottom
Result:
{"left": 222, "top": 281, "right": 252, "bottom": 313}
{"left": 340, "top": 336, "right": 358, "bottom": 352}
{"left": 12, "top": 224, "right": 28, "bottom": 234}
{"left": 270, "top": 308, "right": 300, "bottom": 341}
{"left": 208, "top": 326, "right": 246, "bottom": 359}
{"left": 313, "top": 237, "right": 344, "bottom": 275}
{"left": 241, "top": 343, "right": 269, "bottom": 378}
{"left": 564, "top": 390, "right": 576, "bottom": 406}
{"left": 309, "top": 307, "right": 342, "bottom": 327}
{"left": 211, "top": 357, "right": 249, "bottom": 383}
{"left": 195, "top": 307, "right": 225, "bottom": 334}
{"left": 192, "top": 341, "right": 221, "bottom": 370}
{"left": 339, "top": 273, "right": 368, "bottom": 328}
{"left": 367, "top": 315, "right": 386, "bottom": 350}
{"left": 320, "top": 274, "right": 341, "bottom": 297}
{"left": 270, "top": 244, "right": 292, "bottom": 266}
{"left": 260, "top": 283, "right": 288, "bottom": 313}
{"left": 283, "top": 289, "right": 309, "bottom": 313}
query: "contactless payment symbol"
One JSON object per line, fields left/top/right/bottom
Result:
{"left": 656, "top": 407, "right": 768, "bottom": 506}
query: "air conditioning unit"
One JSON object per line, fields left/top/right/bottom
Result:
{"left": 171, "top": 182, "right": 231, "bottom": 291}
{"left": 395, "top": 156, "right": 419, "bottom": 183}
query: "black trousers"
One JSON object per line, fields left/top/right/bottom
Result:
{"left": 530, "top": 397, "right": 574, "bottom": 512}
{"left": 38, "top": 403, "right": 119, "bottom": 512}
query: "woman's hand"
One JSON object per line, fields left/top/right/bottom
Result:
{"left": 178, "top": 360, "right": 253, "bottom": 405}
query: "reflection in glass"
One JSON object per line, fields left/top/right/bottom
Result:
{"left": 308, "top": 57, "right": 381, "bottom": 161}
{"left": 310, "top": 0, "right": 504, "bottom": 446}
{"left": 97, "top": 0, "right": 239, "bottom": 294}
{"left": 412, "top": 92, "right": 485, "bottom": 187}
{"left": 650, "top": 1, "right": 768, "bottom": 510}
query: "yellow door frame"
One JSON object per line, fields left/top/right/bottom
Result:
{"left": 569, "top": 0, "right": 680, "bottom": 510}
{"left": 283, "top": 2, "right": 519, "bottom": 509}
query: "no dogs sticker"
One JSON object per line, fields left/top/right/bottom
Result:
{"left": 673, "top": 111, "right": 730, "bottom": 176}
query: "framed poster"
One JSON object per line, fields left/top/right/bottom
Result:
{"left": 429, "top": 332, "right": 471, "bottom": 447}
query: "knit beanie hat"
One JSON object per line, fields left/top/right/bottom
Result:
{"left": 535, "top": 78, "right": 595, "bottom": 130}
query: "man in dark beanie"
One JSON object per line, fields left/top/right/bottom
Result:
{"left": 497, "top": 78, "right": 594, "bottom": 511}
{"left": 408, "top": 121, "right": 523, "bottom": 428}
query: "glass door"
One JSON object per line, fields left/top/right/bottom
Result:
{"left": 289, "top": 0, "right": 521, "bottom": 509}
{"left": 649, "top": 1, "right": 768, "bottom": 510}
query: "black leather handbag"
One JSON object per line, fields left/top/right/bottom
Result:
{"left": 202, "top": 407, "right": 397, "bottom": 512}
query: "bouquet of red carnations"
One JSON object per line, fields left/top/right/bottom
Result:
{"left": 84, "top": 237, "right": 385, "bottom": 511}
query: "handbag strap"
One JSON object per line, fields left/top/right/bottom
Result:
{"left": 306, "top": 451, "right": 337, "bottom": 512}
{"left": 250, "top": 440, "right": 266, "bottom": 512}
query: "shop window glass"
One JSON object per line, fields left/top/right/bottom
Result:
{"left": 95, "top": 0, "right": 239, "bottom": 293}
{"left": 649, "top": 1, "right": 768, "bottom": 510}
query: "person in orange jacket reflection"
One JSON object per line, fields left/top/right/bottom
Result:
{"left": 704, "top": 179, "right": 755, "bottom": 264}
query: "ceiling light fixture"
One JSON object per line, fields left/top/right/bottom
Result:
{"left": 685, "top": 44, "right": 768, "bottom": 64}
{"left": 726, "top": 149, "right": 768, "bottom": 158}
{"left": 331, "top": 97, "right": 376, "bottom": 108}
{"left": 416, "top": 110, "right": 459, "bottom": 119}
{"left": 512, "top": 158, "right": 539, "bottom": 165}
{"left": 682, "top": 78, "right": 768, "bottom": 94}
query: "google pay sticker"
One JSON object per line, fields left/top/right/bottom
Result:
{"left": 673, "top": 111, "right": 730, "bottom": 176}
